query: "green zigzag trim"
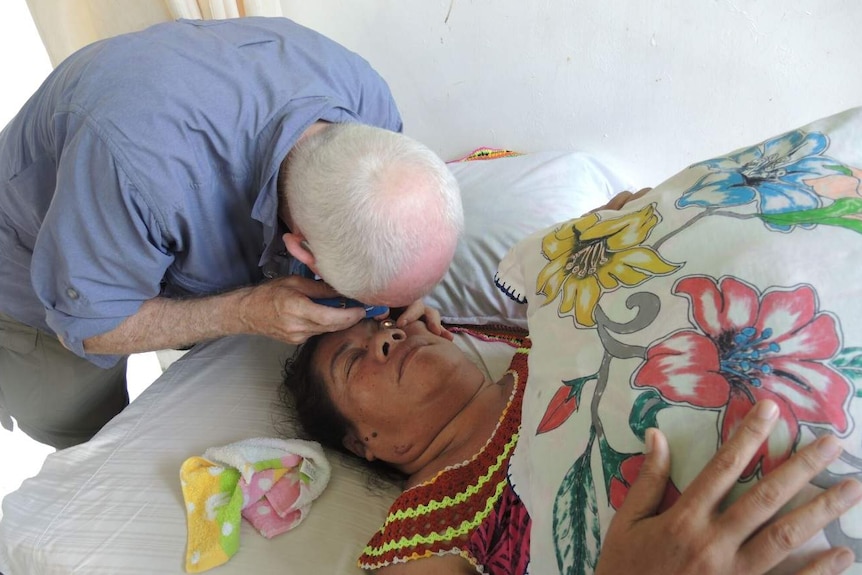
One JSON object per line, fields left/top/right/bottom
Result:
{"left": 385, "top": 431, "right": 518, "bottom": 522}
{"left": 363, "top": 471, "right": 510, "bottom": 557}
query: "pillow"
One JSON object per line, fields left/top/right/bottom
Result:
{"left": 425, "top": 150, "right": 634, "bottom": 328}
{"left": 497, "top": 107, "right": 862, "bottom": 574}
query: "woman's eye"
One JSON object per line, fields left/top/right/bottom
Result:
{"left": 345, "top": 349, "right": 364, "bottom": 379}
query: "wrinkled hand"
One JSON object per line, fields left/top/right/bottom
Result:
{"left": 588, "top": 187, "right": 653, "bottom": 213}
{"left": 238, "top": 276, "right": 365, "bottom": 344}
{"left": 386, "top": 299, "right": 453, "bottom": 341}
{"left": 596, "top": 400, "right": 861, "bottom": 575}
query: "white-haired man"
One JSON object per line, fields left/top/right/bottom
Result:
{"left": 0, "top": 17, "right": 462, "bottom": 449}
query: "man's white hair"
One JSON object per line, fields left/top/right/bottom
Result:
{"left": 282, "top": 123, "right": 463, "bottom": 301}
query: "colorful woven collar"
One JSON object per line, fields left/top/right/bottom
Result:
{"left": 358, "top": 343, "right": 530, "bottom": 570}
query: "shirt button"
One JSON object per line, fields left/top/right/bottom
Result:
{"left": 66, "top": 288, "right": 79, "bottom": 300}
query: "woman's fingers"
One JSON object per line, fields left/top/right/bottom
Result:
{"left": 587, "top": 187, "right": 654, "bottom": 214}
{"left": 738, "top": 478, "right": 862, "bottom": 573}
{"left": 612, "top": 428, "right": 673, "bottom": 524}
{"left": 794, "top": 547, "right": 856, "bottom": 575}
{"left": 679, "top": 400, "right": 780, "bottom": 515}
{"left": 606, "top": 191, "right": 634, "bottom": 210}
{"left": 719, "top": 435, "right": 844, "bottom": 540}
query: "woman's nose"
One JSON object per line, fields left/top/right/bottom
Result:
{"left": 372, "top": 327, "right": 405, "bottom": 361}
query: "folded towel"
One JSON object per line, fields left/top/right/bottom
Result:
{"left": 180, "top": 438, "right": 330, "bottom": 573}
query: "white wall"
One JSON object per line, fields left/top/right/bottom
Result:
{"left": 0, "top": 2, "right": 51, "bottom": 126}
{"left": 9, "top": 1, "right": 860, "bottom": 185}
{"left": 280, "top": 0, "right": 862, "bottom": 185}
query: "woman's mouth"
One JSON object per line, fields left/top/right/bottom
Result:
{"left": 398, "top": 341, "right": 425, "bottom": 381}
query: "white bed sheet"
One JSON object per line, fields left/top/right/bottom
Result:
{"left": 0, "top": 332, "right": 515, "bottom": 575}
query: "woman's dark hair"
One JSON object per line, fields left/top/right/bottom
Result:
{"left": 280, "top": 335, "right": 406, "bottom": 485}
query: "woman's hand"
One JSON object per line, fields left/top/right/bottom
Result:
{"left": 596, "top": 400, "right": 861, "bottom": 575}
{"left": 588, "top": 187, "right": 653, "bottom": 213}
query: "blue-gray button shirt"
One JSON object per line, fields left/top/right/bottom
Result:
{"left": 0, "top": 17, "right": 402, "bottom": 367}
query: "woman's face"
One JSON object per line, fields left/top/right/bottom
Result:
{"left": 311, "top": 319, "right": 486, "bottom": 471}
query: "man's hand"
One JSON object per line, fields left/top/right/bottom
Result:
{"left": 388, "top": 299, "right": 454, "bottom": 341}
{"left": 82, "top": 277, "right": 366, "bottom": 355}
{"left": 596, "top": 400, "right": 861, "bottom": 575}
{"left": 588, "top": 187, "right": 653, "bottom": 213}
{"left": 238, "top": 276, "right": 365, "bottom": 344}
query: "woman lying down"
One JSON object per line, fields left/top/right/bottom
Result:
{"left": 284, "top": 107, "right": 862, "bottom": 575}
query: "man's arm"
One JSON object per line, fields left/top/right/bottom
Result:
{"left": 82, "top": 276, "right": 366, "bottom": 355}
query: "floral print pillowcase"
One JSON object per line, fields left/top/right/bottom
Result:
{"left": 496, "top": 106, "right": 862, "bottom": 575}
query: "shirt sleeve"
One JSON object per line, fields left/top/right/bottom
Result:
{"left": 30, "top": 116, "right": 174, "bottom": 368}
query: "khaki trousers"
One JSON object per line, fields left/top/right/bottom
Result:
{"left": 0, "top": 312, "right": 128, "bottom": 449}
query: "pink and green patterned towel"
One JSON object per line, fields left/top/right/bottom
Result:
{"left": 180, "top": 438, "right": 330, "bottom": 573}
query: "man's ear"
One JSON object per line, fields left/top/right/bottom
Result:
{"left": 282, "top": 232, "right": 319, "bottom": 274}
{"left": 343, "top": 433, "right": 376, "bottom": 462}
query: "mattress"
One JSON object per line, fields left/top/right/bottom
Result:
{"left": 0, "top": 332, "right": 516, "bottom": 574}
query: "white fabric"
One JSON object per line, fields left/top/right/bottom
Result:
{"left": 26, "top": 0, "right": 282, "bottom": 67}
{"left": 203, "top": 437, "right": 329, "bottom": 487}
{"left": 0, "top": 332, "right": 515, "bottom": 575}
{"left": 26, "top": 0, "right": 173, "bottom": 66}
{"left": 425, "top": 151, "right": 632, "bottom": 329}
{"left": 165, "top": 0, "right": 282, "bottom": 20}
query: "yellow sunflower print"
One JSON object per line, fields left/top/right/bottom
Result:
{"left": 536, "top": 204, "right": 680, "bottom": 327}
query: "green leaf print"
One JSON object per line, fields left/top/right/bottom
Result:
{"left": 553, "top": 432, "right": 601, "bottom": 575}
{"left": 833, "top": 347, "right": 862, "bottom": 397}
{"left": 758, "top": 198, "right": 862, "bottom": 234}
{"left": 628, "top": 389, "right": 673, "bottom": 442}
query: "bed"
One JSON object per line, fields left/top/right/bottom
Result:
{"left": 0, "top": 151, "right": 624, "bottom": 574}
{"left": 4, "top": 105, "right": 862, "bottom": 573}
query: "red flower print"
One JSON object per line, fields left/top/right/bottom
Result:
{"left": 633, "top": 275, "right": 852, "bottom": 478}
{"left": 609, "top": 454, "right": 680, "bottom": 512}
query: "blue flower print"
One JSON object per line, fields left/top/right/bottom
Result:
{"left": 677, "top": 130, "right": 845, "bottom": 230}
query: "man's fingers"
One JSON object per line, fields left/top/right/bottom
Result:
{"left": 681, "top": 400, "right": 780, "bottom": 512}
{"left": 739, "top": 479, "right": 862, "bottom": 574}
{"left": 416, "top": 305, "right": 449, "bottom": 338}
{"left": 719, "top": 435, "right": 844, "bottom": 540}
{"left": 395, "top": 299, "right": 426, "bottom": 326}
{"left": 290, "top": 277, "right": 341, "bottom": 298}
{"left": 394, "top": 301, "right": 454, "bottom": 340}
{"left": 613, "top": 428, "right": 672, "bottom": 523}
{"left": 312, "top": 305, "right": 365, "bottom": 331}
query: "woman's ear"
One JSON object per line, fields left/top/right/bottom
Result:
{"left": 282, "top": 232, "right": 319, "bottom": 274}
{"left": 343, "top": 433, "right": 376, "bottom": 462}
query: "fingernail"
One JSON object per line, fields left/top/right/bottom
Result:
{"left": 832, "top": 548, "right": 854, "bottom": 571}
{"left": 755, "top": 400, "right": 778, "bottom": 420}
{"left": 840, "top": 480, "right": 862, "bottom": 506}
{"left": 816, "top": 436, "right": 842, "bottom": 459}
{"left": 644, "top": 428, "right": 655, "bottom": 454}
